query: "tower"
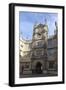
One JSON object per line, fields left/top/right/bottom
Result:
{"left": 31, "top": 22, "right": 48, "bottom": 74}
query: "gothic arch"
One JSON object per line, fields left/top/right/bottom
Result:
{"left": 35, "top": 61, "right": 43, "bottom": 74}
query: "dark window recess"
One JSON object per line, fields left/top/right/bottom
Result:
{"left": 37, "top": 42, "right": 44, "bottom": 47}
{"left": 21, "top": 45, "right": 23, "bottom": 47}
{"left": 44, "top": 43, "right": 47, "bottom": 48}
{"left": 19, "top": 55, "right": 22, "bottom": 58}
{"left": 20, "top": 50, "right": 22, "bottom": 52}
{"left": 49, "top": 62, "right": 54, "bottom": 69}
{"left": 25, "top": 64, "right": 29, "bottom": 68}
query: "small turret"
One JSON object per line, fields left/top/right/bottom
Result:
{"left": 54, "top": 21, "right": 58, "bottom": 35}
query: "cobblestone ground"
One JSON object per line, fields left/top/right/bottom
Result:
{"left": 20, "top": 73, "right": 57, "bottom": 78}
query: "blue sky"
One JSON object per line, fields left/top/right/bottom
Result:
{"left": 19, "top": 11, "right": 58, "bottom": 40}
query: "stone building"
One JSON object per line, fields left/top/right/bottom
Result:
{"left": 47, "top": 22, "right": 58, "bottom": 75}
{"left": 19, "top": 38, "right": 32, "bottom": 75}
{"left": 31, "top": 23, "right": 48, "bottom": 74}
{"left": 19, "top": 22, "right": 58, "bottom": 76}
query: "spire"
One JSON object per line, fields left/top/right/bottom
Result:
{"left": 55, "top": 21, "right": 58, "bottom": 30}
{"left": 54, "top": 21, "right": 58, "bottom": 35}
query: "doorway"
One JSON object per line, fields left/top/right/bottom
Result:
{"left": 35, "top": 62, "right": 42, "bottom": 74}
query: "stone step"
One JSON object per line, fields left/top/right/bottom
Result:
{"left": 23, "top": 70, "right": 32, "bottom": 75}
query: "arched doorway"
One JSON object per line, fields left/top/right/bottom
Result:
{"left": 35, "top": 62, "right": 43, "bottom": 74}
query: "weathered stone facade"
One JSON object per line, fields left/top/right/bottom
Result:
{"left": 31, "top": 23, "right": 48, "bottom": 74}
{"left": 19, "top": 22, "right": 58, "bottom": 77}
{"left": 19, "top": 39, "right": 32, "bottom": 75}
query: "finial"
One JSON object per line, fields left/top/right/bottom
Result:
{"left": 55, "top": 21, "right": 58, "bottom": 30}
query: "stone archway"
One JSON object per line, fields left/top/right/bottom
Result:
{"left": 35, "top": 62, "right": 43, "bottom": 74}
